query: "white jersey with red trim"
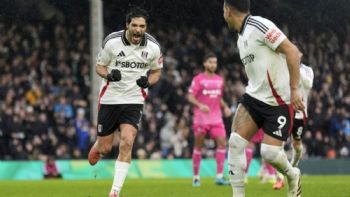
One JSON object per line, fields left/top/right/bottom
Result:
{"left": 96, "top": 30, "right": 163, "bottom": 105}
{"left": 237, "top": 15, "right": 290, "bottom": 106}
{"left": 295, "top": 64, "right": 314, "bottom": 119}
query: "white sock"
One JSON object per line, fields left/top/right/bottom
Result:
{"left": 193, "top": 175, "right": 200, "bottom": 180}
{"left": 216, "top": 173, "right": 223, "bottom": 179}
{"left": 228, "top": 132, "right": 248, "bottom": 197}
{"left": 291, "top": 144, "right": 303, "bottom": 167}
{"left": 260, "top": 143, "right": 295, "bottom": 178}
{"left": 111, "top": 161, "right": 130, "bottom": 194}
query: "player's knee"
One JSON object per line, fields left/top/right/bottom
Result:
{"left": 229, "top": 132, "right": 248, "bottom": 154}
{"left": 119, "top": 138, "right": 134, "bottom": 151}
{"left": 260, "top": 143, "right": 282, "bottom": 163}
{"left": 293, "top": 143, "right": 303, "bottom": 154}
{"left": 292, "top": 140, "right": 302, "bottom": 148}
{"left": 228, "top": 133, "right": 247, "bottom": 171}
{"left": 216, "top": 137, "right": 227, "bottom": 148}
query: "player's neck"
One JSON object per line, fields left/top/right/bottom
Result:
{"left": 204, "top": 71, "right": 215, "bottom": 77}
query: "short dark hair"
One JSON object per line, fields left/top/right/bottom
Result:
{"left": 126, "top": 6, "right": 149, "bottom": 24}
{"left": 225, "top": 0, "right": 250, "bottom": 12}
{"left": 203, "top": 52, "right": 217, "bottom": 62}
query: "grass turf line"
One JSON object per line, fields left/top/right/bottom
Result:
{"left": 0, "top": 176, "right": 349, "bottom": 197}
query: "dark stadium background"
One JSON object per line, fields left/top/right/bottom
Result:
{"left": 2, "top": 0, "right": 349, "bottom": 31}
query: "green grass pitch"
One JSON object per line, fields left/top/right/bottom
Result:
{"left": 1, "top": 176, "right": 349, "bottom": 197}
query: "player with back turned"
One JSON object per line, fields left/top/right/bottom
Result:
{"left": 273, "top": 63, "right": 314, "bottom": 190}
{"left": 223, "top": 0, "right": 304, "bottom": 196}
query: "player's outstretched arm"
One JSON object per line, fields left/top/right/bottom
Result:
{"left": 276, "top": 39, "right": 304, "bottom": 111}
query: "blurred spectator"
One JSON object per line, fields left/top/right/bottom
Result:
{"left": 74, "top": 108, "right": 89, "bottom": 155}
{"left": 54, "top": 97, "right": 74, "bottom": 119}
{"left": 43, "top": 156, "right": 62, "bottom": 179}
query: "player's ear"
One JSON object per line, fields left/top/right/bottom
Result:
{"left": 125, "top": 22, "right": 129, "bottom": 29}
{"left": 224, "top": 3, "right": 231, "bottom": 16}
{"left": 228, "top": 7, "right": 234, "bottom": 17}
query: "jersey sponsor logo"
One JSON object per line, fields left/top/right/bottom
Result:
{"left": 241, "top": 54, "right": 255, "bottom": 65}
{"left": 117, "top": 51, "right": 125, "bottom": 57}
{"left": 116, "top": 61, "right": 148, "bottom": 69}
{"left": 265, "top": 28, "right": 282, "bottom": 44}
{"left": 202, "top": 89, "right": 221, "bottom": 98}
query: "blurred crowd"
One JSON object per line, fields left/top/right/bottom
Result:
{"left": 0, "top": 18, "right": 349, "bottom": 161}
{"left": 0, "top": 21, "right": 92, "bottom": 160}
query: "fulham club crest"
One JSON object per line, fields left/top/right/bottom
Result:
{"left": 141, "top": 51, "right": 148, "bottom": 59}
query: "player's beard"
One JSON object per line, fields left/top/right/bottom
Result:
{"left": 205, "top": 68, "right": 216, "bottom": 74}
{"left": 128, "top": 30, "right": 144, "bottom": 44}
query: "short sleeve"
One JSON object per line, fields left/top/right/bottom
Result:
{"left": 189, "top": 77, "right": 200, "bottom": 96}
{"left": 255, "top": 18, "right": 286, "bottom": 50}
{"left": 96, "top": 43, "right": 112, "bottom": 66}
{"left": 150, "top": 46, "right": 163, "bottom": 70}
{"left": 300, "top": 64, "right": 314, "bottom": 90}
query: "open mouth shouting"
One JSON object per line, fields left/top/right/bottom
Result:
{"left": 131, "top": 33, "right": 142, "bottom": 44}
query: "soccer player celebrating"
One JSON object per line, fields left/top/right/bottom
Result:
{"left": 273, "top": 63, "right": 314, "bottom": 190}
{"left": 187, "top": 52, "right": 232, "bottom": 186}
{"left": 88, "top": 7, "right": 163, "bottom": 197}
{"left": 223, "top": 0, "right": 304, "bottom": 196}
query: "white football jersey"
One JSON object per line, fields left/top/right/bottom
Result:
{"left": 96, "top": 30, "right": 163, "bottom": 104}
{"left": 237, "top": 15, "right": 290, "bottom": 106}
{"left": 295, "top": 64, "right": 314, "bottom": 119}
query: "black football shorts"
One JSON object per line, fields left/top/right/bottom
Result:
{"left": 291, "top": 118, "right": 306, "bottom": 140}
{"left": 97, "top": 104, "right": 143, "bottom": 136}
{"left": 240, "top": 94, "right": 294, "bottom": 141}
